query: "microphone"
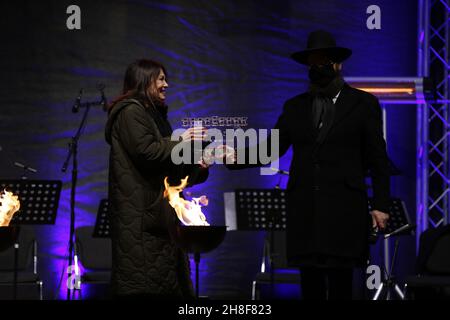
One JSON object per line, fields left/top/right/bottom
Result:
{"left": 270, "top": 168, "right": 290, "bottom": 175}
{"left": 72, "top": 89, "right": 83, "bottom": 113}
{"left": 97, "top": 83, "right": 108, "bottom": 111}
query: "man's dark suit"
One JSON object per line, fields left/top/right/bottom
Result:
{"left": 273, "top": 83, "right": 391, "bottom": 266}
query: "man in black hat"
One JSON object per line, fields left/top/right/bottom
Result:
{"left": 227, "top": 30, "right": 390, "bottom": 300}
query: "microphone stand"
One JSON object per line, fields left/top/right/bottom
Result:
{"left": 372, "top": 224, "right": 415, "bottom": 300}
{"left": 61, "top": 93, "right": 105, "bottom": 300}
{"left": 14, "top": 162, "right": 38, "bottom": 180}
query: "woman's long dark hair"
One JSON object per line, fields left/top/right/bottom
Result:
{"left": 108, "top": 59, "right": 167, "bottom": 113}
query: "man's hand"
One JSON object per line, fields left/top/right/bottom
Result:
{"left": 222, "top": 145, "right": 237, "bottom": 164}
{"left": 202, "top": 144, "right": 236, "bottom": 165}
{"left": 197, "top": 158, "right": 210, "bottom": 169}
{"left": 370, "top": 210, "right": 389, "bottom": 230}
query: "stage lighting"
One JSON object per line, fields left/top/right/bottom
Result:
{"left": 344, "top": 77, "right": 434, "bottom": 104}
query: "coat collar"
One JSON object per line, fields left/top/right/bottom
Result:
{"left": 303, "top": 83, "right": 359, "bottom": 151}
{"left": 331, "top": 83, "right": 359, "bottom": 129}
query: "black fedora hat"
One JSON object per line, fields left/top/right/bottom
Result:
{"left": 291, "top": 30, "right": 352, "bottom": 65}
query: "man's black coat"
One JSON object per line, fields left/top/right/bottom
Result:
{"left": 280, "top": 83, "right": 390, "bottom": 264}
{"left": 231, "top": 83, "right": 391, "bottom": 266}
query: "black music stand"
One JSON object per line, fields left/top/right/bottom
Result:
{"left": 0, "top": 180, "right": 62, "bottom": 225}
{"left": 93, "top": 199, "right": 110, "bottom": 238}
{"left": 369, "top": 198, "right": 414, "bottom": 300}
{"left": 234, "top": 188, "right": 288, "bottom": 298}
{"left": 0, "top": 180, "right": 61, "bottom": 299}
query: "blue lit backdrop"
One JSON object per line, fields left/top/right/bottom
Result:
{"left": 0, "top": 0, "right": 417, "bottom": 299}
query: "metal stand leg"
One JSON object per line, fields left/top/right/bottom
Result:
{"left": 38, "top": 281, "right": 43, "bottom": 300}
{"left": 194, "top": 252, "right": 200, "bottom": 299}
{"left": 252, "top": 281, "right": 257, "bottom": 300}
{"left": 394, "top": 284, "right": 406, "bottom": 299}
{"left": 373, "top": 283, "right": 384, "bottom": 300}
{"left": 269, "top": 229, "right": 275, "bottom": 299}
{"left": 13, "top": 242, "right": 19, "bottom": 300}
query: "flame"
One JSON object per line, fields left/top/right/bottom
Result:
{"left": 0, "top": 190, "right": 21, "bottom": 227}
{"left": 163, "top": 176, "right": 209, "bottom": 226}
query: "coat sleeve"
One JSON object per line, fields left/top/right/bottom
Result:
{"left": 274, "top": 102, "right": 293, "bottom": 157}
{"left": 185, "top": 165, "right": 209, "bottom": 186}
{"left": 226, "top": 102, "right": 292, "bottom": 170}
{"left": 167, "top": 163, "right": 209, "bottom": 187}
{"left": 116, "top": 103, "right": 182, "bottom": 165}
{"left": 363, "top": 96, "right": 391, "bottom": 213}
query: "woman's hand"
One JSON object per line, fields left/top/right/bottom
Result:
{"left": 180, "top": 127, "right": 208, "bottom": 142}
{"left": 370, "top": 210, "right": 389, "bottom": 230}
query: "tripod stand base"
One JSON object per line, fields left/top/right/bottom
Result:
{"left": 373, "top": 282, "right": 405, "bottom": 300}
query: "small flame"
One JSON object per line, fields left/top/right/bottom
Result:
{"left": 0, "top": 190, "right": 21, "bottom": 227}
{"left": 163, "top": 176, "right": 209, "bottom": 226}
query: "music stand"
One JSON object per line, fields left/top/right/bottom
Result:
{"left": 0, "top": 180, "right": 62, "bottom": 299}
{"left": 0, "top": 180, "right": 62, "bottom": 225}
{"left": 92, "top": 199, "right": 110, "bottom": 238}
{"left": 232, "top": 188, "right": 288, "bottom": 298}
{"left": 368, "top": 198, "right": 414, "bottom": 300}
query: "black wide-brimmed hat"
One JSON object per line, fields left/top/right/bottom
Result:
{"left": 291, "top": 30, "right": 352, "bottom": 65}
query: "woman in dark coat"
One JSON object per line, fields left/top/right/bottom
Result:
{"left": 105, "top": 59, "right": 208, "bottom": 299}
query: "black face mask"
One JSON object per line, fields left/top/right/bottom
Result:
{"left": 308, "top": 64, "right": 337, "bottom": 87}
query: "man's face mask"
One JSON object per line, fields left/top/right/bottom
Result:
{"left": 308, "top": 63, "right": 337, "bottom": 87}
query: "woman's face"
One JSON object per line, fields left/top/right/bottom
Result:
{"left": 154, "top": 69, "right": 169, "bottom": 101}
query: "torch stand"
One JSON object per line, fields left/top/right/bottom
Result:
{"left": 172, "top": 225, "right": 227, "bottom": 299}
{"left": 193, "top": 252, "right": 201, "bottom": 298}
